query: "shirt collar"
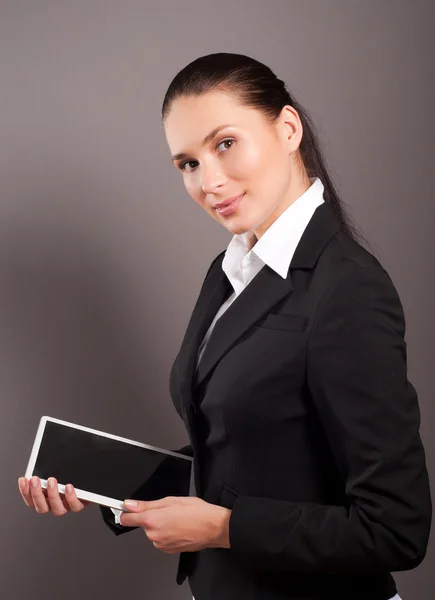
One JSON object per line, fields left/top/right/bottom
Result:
{"left": 223, "top": 177, "right": 325, "bottom": 280}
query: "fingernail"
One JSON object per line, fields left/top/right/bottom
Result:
{"left": 66, "top": 484, "right": 73, "bottom": 494}
{"left": 31, "top": 477, "right": 38, "bottom": 487}
{"left": 18, "top": 478, "right": 25, "bottom": 489}
{"left": 48, "top": 478, "right": 54, "bottom": 488}
{"left": 124, "top": 500, "right": 137, "bottom": 507}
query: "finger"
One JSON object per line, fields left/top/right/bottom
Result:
{"left": 123, "top": 500, "right": 148, "bottom": 512}
{"left": 29, "top": 477, "right": 50, "bottom": 514}
{"left": 18, "top": 477, "right": 35, "bottom": 508}
{"left": 123, "top": 496, "right": 175, "bottom": 511}
{"left": 119, "top": 510, "right": 151, "bottom": 528}
{"left": 63, "top": 483, "right": 88, "bottom": 512}
{"left": 119, "top": 512, "right": 138, "bottom": 527}
{"left": 46, "top": 478, "right": 69, "bottom": 516}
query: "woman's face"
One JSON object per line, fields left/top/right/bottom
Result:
{"left": 163, "top": 90, "right": 306, "bottom": 240}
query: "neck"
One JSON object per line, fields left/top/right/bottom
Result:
{"left": 253, "top": 170, "right": 312, "bottom": 240}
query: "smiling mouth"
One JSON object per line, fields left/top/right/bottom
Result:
{"left": 215, "top": 193, "right": 245, "bottom": 217}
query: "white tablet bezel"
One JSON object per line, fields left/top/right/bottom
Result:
{"left": 25, "top": 416, "right": 195, "bottom": 511}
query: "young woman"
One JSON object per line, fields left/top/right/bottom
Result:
{"left": 19, "top": 53, "right": 431, "bottom": 600}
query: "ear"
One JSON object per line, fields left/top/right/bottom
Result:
{"left": 277, "top": 104, "right": 303, "bottom": 154}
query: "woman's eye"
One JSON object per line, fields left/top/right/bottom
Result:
{"left": 217, "top": 138, "right": 235, "bottom": 153}
{"left": 179, "top": 138, "right": 235, "bottom": 173}
{"left": 180, "top": 160, "right": 198, "bottom": 172}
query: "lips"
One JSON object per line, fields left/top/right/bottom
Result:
{"left": 214, "top": 193, "right": 245, "bottom": 209}
{"left": 214, "top": 193, "right": 245, "bottom": 217}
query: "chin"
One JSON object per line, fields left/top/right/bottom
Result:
{"left": 219, "top": 218, "right": 251, "bottom": 235}
{"left": 214, "top": 205, "right": 257, "bottom": 236}
{"left": 231, "top": 223, "right": 250, "bottom": 234}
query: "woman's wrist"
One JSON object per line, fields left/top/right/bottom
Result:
{"left": 209, "top": 505, "right": 231, "bottom": 549}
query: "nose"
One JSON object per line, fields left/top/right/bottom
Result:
{"left": 201, "top": 163, "right": 226, "bottom": 195}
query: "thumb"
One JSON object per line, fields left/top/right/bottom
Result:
{"left": 123, "top": 496, "right": 175, "bottom": 511}
{"left": 123, "top": 499, "right": 149, "bottom": 511}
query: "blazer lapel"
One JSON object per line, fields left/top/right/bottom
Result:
{"left": 175, "top": 258, "right": 232, "bottom": 413}
{"left": 195, "top": 262, "right": 294, "bottom": 388}
{"left": 176, "top": 201, "right": 341, "bottom": 409}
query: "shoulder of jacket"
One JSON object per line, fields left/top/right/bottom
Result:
{"left": 315, "top": 231, "right": 400, "bottom": 311}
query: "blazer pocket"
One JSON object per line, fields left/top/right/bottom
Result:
{"left": 259, "top": 312, "right": 308, "bottom": 333}
{"left": 219, "top": 483, "right": 239, "bottom": 510}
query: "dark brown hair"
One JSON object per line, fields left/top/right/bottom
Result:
{"left": 162, "top": 52, "right": 369, "bottom": 248}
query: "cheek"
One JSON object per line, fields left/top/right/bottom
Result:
{"left": 184, "top": 181, "right": 212, "bottom": 214}
{"left": 185, "top": 179, "right": 201, "bottom": 202}
{"left": 232, "top": 143, "right": 263, "bottom": 178}
{"left": 234, "top": 139, "right": 284, "bottom": 189}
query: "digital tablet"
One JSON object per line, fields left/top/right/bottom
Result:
{"left": 25, "top": 416, "right": 194, "bottom": 511}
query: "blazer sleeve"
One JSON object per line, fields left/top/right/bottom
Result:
{"left": 98, "top": 444, "right": 193, "bottom": 535}
{"left": 99, "top": 504, "right": 139, "bottom": 536}
{"left": 227, "top": 265, "right": 432, "bottom": 574}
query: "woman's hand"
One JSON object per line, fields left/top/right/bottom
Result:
{"left": 120, "top": 496, "right": 231, "bottom": 553}
{"left": 18, "top": 476, "right": 91, "bottom": 516}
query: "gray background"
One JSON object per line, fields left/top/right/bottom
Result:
{"left": 2, "top": 1, "right": 433, "bottom": 598}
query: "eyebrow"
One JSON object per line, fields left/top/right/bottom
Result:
{"left": 171, "top": 124, "right": 234, "bottom": 162}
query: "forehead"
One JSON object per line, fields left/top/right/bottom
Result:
{"left": 164, "top": 91, "right": 264, "bottom": 150}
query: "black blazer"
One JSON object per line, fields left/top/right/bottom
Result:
{"left": 101, "top": 201, "right": 432, "bottom": 600}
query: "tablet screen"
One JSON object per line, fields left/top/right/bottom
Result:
{"left": 28, "top": 419, "right": 192, "bottom": 506}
